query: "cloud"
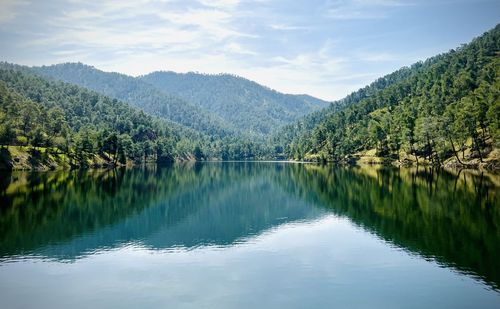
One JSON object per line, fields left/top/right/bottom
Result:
{"left": 326, "top": 9, "right": 386, "bottom": 20}
{"left": 0, "top": 0, "right": 30, "bottom": 24}
{"left": 21, "top": 0, "right": 257, "bottom": 64}
{"left": 84, "top": 38, "right": 355, "bottom": 101}
{"left": 270, "top": 24, "right": 310, "bottom": 31}
{"left": 223, "top": 43, "right": 258, "bottom": 55}
{"left": 353, "top": 0, "right": 413, "bottom": 7}
{"left": 198, "top": 0, "right": 241, "bottom": 9}
{"left": 325, "top": 0, "right": 414, "bottom": 20}
{"left": 353, "top": 50, "right": 427, "bottom": 64}
{"left": 6, "top": 0, "right": 386, "bottom": 101}
{"left": 355, "top": 52, "right": 397, "bottom": 62}
{"left": 0, "top": 0, "right": 459, "bottom": 101}
{"left": 157, "top": 8, "right": 254, "bottom": 41}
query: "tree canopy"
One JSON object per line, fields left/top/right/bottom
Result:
{"left": 280, "top": 24, "right": 500, "bottom": 166}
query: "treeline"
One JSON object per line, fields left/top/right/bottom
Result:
{"left": 283, "top": 24, "right": 500, "bottom": 167}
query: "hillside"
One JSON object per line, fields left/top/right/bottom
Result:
{"left": 140, "top": 71, "right": 329, "bottom": 135}
{"left": 285, "top": 24, "right": 500, "bottom": 169}
{"left": 32, "top": 63, "right": 234, "bottom": 139}
{"left": 34, "top": 64, "right": 328, "bottom": 137}
{"left": 1, "top": 25, "right": 499, "bottom": 170}
{"left": 0, "top": 63, "right": 288, "bottom": 169}
{"left": 0, "top": 63, "right": 209, "bottom": 169}
{"left": 272, "top": 62, "right": 433, "bottom": 150}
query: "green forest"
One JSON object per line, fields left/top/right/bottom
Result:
{"left": 279, "top": 24, "right": 500, "bottom": 168}
{"left": 0, "top": 24, "right": 499, "bottom": 170}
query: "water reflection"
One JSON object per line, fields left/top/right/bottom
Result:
{"left": 0, "top": 163, "right": 499, "bottom": 291}
{"left": 287, "top": 165, "right": 500, "bottom": 291}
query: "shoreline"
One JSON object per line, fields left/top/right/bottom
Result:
{"left": 1, "top": 145, "right": 498, "bottom": 173}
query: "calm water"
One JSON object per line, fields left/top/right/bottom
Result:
{"left": 0, "top": 163, "right": 499, "bottom": 308}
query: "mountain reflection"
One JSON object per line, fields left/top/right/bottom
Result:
{"left": 0, "top": 163, "right": 499, "bottom": 289}
{"left": 0, "top": 163, "right": 326, "bottom": 259}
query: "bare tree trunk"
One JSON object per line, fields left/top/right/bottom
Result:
{"left": 449, "top": 137, "right": 463, "bottom": 164}
{"left": 473, "top": 135, "right": 483, "bottom": 162}
{"left": 425, "top": 134, "right": 434, "bottom": 165}
{"left": 410, "top": 142, "right": 418, "bottom": 165}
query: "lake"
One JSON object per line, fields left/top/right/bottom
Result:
{"left": 0, "top": 162, "right": 499, "bottom": 308}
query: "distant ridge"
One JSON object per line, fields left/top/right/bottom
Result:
{"left": 140, "top": 71, "right": 329, "bottom": 135}
{"left": 33, "top": 63, "right": 329, "bottom": 137}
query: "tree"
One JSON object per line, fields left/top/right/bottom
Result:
{"left": 0, "top": 123, "right": 15, "bottom": 147}
{"left": 194, "top": 144, "right": 203, "bottom": 161}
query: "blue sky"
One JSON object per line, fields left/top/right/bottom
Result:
{"left": 0, "top": 0, "right": 498, "bottom": 100}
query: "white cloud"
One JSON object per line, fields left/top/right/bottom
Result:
{"left": 59, "top": 9, "right": 104, "bottom": 20}
{"left": 326, "top": 8, "right": 386, "bottom": 20}
{"left": 223, "top": 43, "right": 258, "bottom": 55}
{"left": 353, "top": 50, "right": 426, "bottom": 64}
{"left": 356, "top": 52, "right": 397, "bottom": 62}
{"left": 0, "top": 0, "right": 438, "bottom": 101}
{"left": 0, "top": 0, "right": 30, "bottom": 24}
{"left": 270, "top": 23, "right": 310, "bottom": 31}
{"left": 353, "top": 0, "right": 413, "bottom": 7}
{"left": 25, "top": 0, "right": 256, "bottom": 59}
{"left": 326, "top": 0, "right": 414, "bottom": 20}
{"left": 157, "top": 8, "right": 253, "bottom": 41}
{"left": 198, "top": 0, "right": 241, "bottom": 9}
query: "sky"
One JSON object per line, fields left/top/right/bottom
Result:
{"left": 0, "top": 0, "right": 498, "bottom": 101}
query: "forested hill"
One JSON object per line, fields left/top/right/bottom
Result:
{"left": 34, "top": 64, "right": 328, "bottom": 137}
{"left": 0, "top": 63, "right": 210, "bottom": 169}
{"left": 1, "top": 25, "right": 499, "bottom": 170}
{"left": 273, "top": 61, "right": 431, "bottom": 150}
{"left": 0, "top": 63, "right": 287, "bottom": 168}
{"left": 283, "top": 24, "right": 500, "bottom": 168}
{"left": 32, "top": 63, "right": 234, "bottom": 139}
{"left": 139, "top": 71, "right": 329, "bottom": 135}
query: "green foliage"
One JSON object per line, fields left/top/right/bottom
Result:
{"left": 0, "top": 64, "right": 280, "bottom": 163}
{"left": 285, "top": 24, "right": 500, "bottom": 164}
{"left": 33, "top": 63, "right": 234, "bottom": 139}
{"left": 140, "top": 71, "right": 328, "bottom": 136}
{"left": 24, "top": 62, "right": 316, "bottom": 161}
{"left": 0, "top": 66, "right": 186, "bottom": 165}
{"left": 1, "top": 25, "right": 499, "bottom": 167}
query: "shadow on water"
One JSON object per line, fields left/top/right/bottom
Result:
{"left": 0, "top": 163, "right": 499, "bottom": 290}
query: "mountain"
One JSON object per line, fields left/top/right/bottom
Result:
{"left": 32, "top": 63, "right": 234, "bottom": 139}
{"left": 272, "top": 63, "right": 429, "bottom": 151}
{"left": 1, "top": 25, "right": 499, "bottom": 170}
{"left": 139, "top": 71, "right": 329, "bottom": 135}
{"left": 0, "top": 62, "right": 210, "bottom": 168}
{"left": 284, "top": 24, "right": 500, "bottom": 168}
{"left": 0, "top": 63, "right": 288, "bottom": 169}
